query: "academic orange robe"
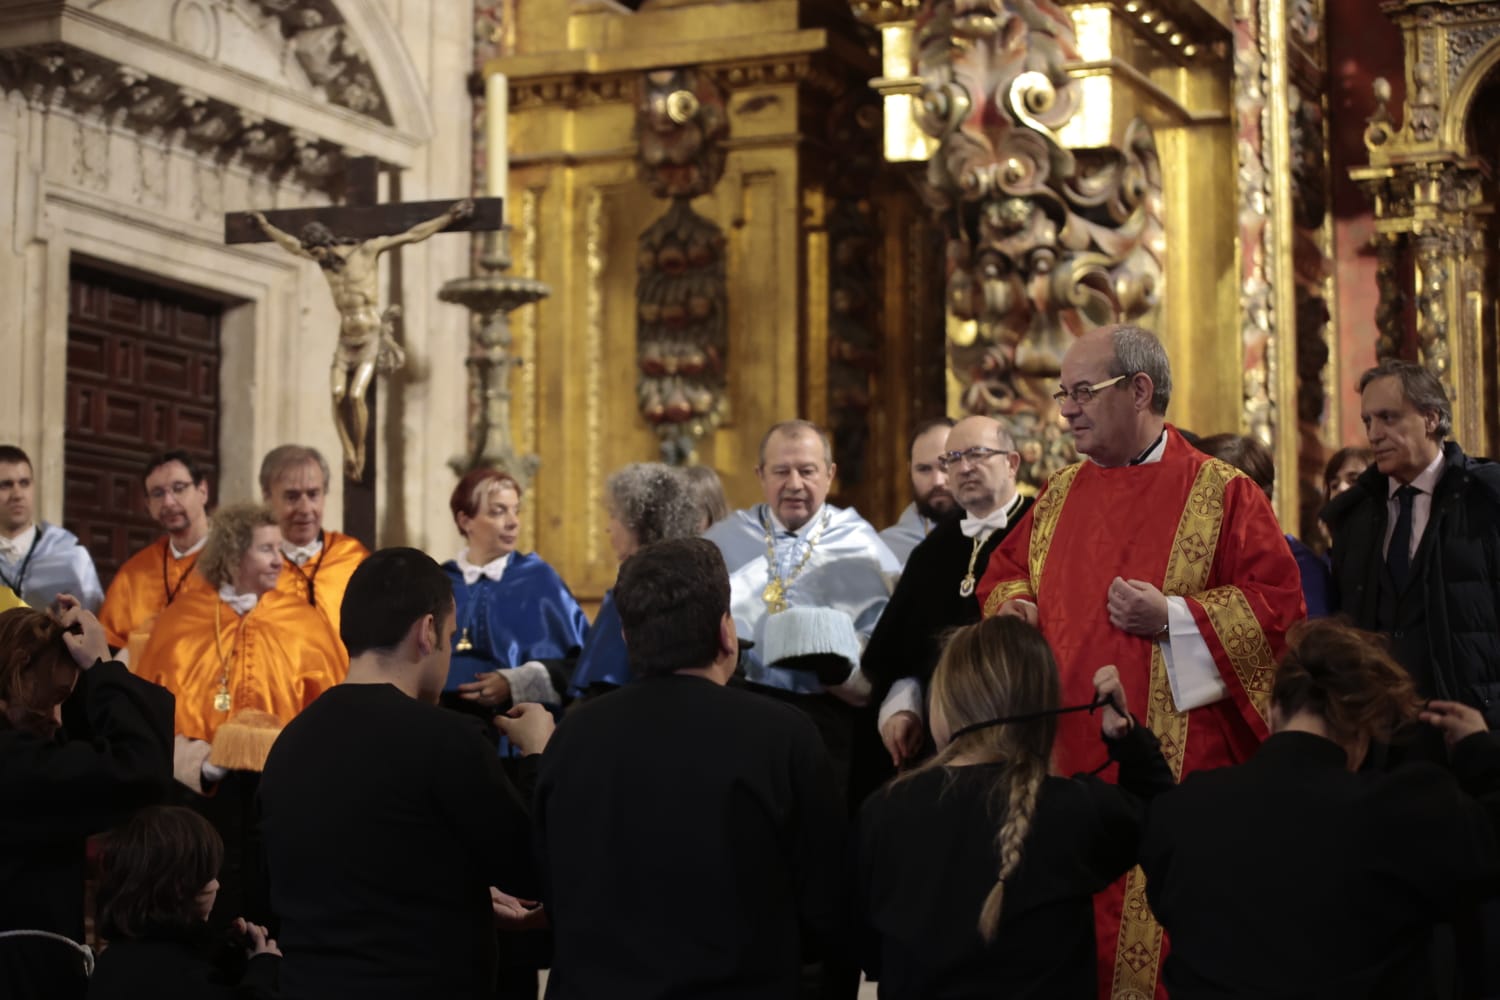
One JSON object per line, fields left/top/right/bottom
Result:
{"left": 0, "top": 586, "right": 25, "bottom": 611}
{"left": 98, "top": 536, "right": 203, "bottom": 650}
{"left": 273, "top": 530, "right": 368, "bottom": 644}
{"left": 977, "top": 426, "right": 1305, "bottom": 1000}
{"left": 137, "top": 582, "right": 347, "bottom": 745}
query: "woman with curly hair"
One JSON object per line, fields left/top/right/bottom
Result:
{"left": 855, "top": 616, "right": 1172, "bottom": 998}
{"left": 569, "top": 463, "right": 701, "bottom": 696}
{"left": 138, "top": 502, "right": 345, "bottom": 927}
{"left": 1141, "top": 619, "right": 1500, "bottom": 998}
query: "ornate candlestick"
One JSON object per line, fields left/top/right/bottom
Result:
{"left": 438, "top": 230, "right": 548, "bottom": 484}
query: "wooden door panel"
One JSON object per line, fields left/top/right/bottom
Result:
{"left": 65, "top": 266, "right": 222, "bottom": 586}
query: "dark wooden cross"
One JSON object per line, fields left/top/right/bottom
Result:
{"left": 223, "top": 157, "right": 503, "bottom": 548}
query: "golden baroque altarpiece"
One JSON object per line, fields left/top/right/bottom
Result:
{"left": 478, "top": 0, "right": 1459, "bottom": 601}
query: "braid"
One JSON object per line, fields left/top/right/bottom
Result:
{"left": 978, "top": 754, "right": 1046, "bottom": 942}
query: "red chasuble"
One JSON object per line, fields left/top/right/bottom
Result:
{"left": 977, "top": 426, "right": 1305, "bottom": 1000}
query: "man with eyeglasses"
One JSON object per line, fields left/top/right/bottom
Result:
{"left": 976, "top": 324, "right": 1304, "bottom": 999}
{"left": 863, "top": 416, "right": 1033, "bottom": 767}
{"left": 99, "top": 450, "right": 213, "bottom": 659}
{"left": 0, "top": 444, "right": 102, "bottom": 614}
{"left": 879, "top": 418, "right": 958, "bottom": 565}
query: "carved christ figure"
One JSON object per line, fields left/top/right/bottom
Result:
{"left": 250, "top": 199, "right": 475, "bottom": 481}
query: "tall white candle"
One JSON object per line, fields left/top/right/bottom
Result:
{"left": 486, "top": 72, "right": 509, "bottom": 212}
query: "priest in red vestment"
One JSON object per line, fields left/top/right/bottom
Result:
{"left": 977, "top": 325, "right": 1305, "bottom": 1000}
{"left": 259, "top": 444, "right": 369, "bottom": 645}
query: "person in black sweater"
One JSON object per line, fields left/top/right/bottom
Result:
{"left": 521, "top": 538, "right": 845, "bottom": 1000}
{"left": 0, "top": 598, "right": 174, "bottom": 1000}
{"left": 258, "top": 548, "right": 541, "bottom": 1000}
{"left": 862, "top": 415, "right": 1034, "bottom": 770}
{"left": 855, "top": 615, "right": 1173, "bottom": 999}
{"left": 1140, "top": 619, "right": 1500, "bottom": 999}
{"left": 89, "top": 805, "right": 279, "bottom": 999}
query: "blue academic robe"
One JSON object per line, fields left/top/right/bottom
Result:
{"left": 567, "top": 589, "right": 629, "bottom": 696}
{"left": 441, "top": 552, "right": 590, "bottom": 691}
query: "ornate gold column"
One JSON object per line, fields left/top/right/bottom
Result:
{"left": 1351, "top": 1, "right": 1500, "bottom": 455}
{"left": 492, "top": 0, "right": 889, "bottom": 599}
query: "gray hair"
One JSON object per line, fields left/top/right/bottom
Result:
{"left": 1106, "top": 325, "right": 1172, "bottom": 416}
{"left": 757, "top": 420, "right": 834, "bottom": 468}
{"left": 259, "top": 445, "right": 331, "bottom": 496}
{"left": 605, "top": 463, "right": 700, "bottom": 547}
{"left": 1358, "top": 359, "right": 1452, "bottom": 440}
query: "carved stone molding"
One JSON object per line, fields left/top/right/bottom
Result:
{"left": 245, "top": 0, "right": 393, "bottom": 124}
{"left": 0, "top": 46, "right": 351, "bottom": 192}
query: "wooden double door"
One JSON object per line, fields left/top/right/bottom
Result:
{"left": 64, "top": 265, "right": 222, "bottom": 587}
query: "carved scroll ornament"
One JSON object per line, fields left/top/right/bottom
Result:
{"left": 913, "top": 0, "right": 1166, "bottom": 478}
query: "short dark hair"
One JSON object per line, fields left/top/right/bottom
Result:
{"left": 1196, "top": 433, "right": 1275, "bottom": 500}
{"left": 0, "top": 445, "right": 32, "bottom": 469}
{"left": 909, "top": 417, "right": 954, "bottom": 456}
{"left": 98, "top": 806, "right": 223, "bottom": 941}
{"left": 1323, "top": 446, "right": 1373, "bottom": 497}
{"left": 141, "top": 450, "right": 206, "bottom": 489}
{"left": 340, "top": 547, "right": 455, "bottom": 657}
{"left": 614, "top": 538, "right": 730, "bottom": 677}
{"left": 1358, "top": 359, "right": 1452, "bottom": 439}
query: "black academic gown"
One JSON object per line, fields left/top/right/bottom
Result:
{"left": 88, "top": 923, "right": 278, "bottom": 1000}
{"left": 0, "top": 661, "right": 175, "bottom": 1000}
{"left": 861, "top": 498, "right": 1034, "bottom": 704}
{"left": 1140, "top": 730, "right": 1500, "bottom": 999}
{"left": 854, "top": 725, "right": 1173, "bottom": 1000}
{"left": 536, "top": 673, "right": 845, "bottom": 1000}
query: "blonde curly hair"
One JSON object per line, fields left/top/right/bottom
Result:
{"left": 197, "top": 503, "right": 279, "bottom": 589}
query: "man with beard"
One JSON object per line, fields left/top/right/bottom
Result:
{"left": 0, "top": 446, "right": 102, "bottom": 612}
{"left": 879, "top": 419, "right": 957, "bottom": 565}
{"left": 99, "top": 451, "right": 213, "bottom": 660}
{"left": 704, "top": 419, "right": 900, "bottom": 797}
{"left": 863, "top": 415, "right": 1033, "bottom": 767}
{"left": 976, "top": 324, "right": 1303, "bottom": 999}
{"left": 260, "top": 445, "right": 369, "bottom": 647}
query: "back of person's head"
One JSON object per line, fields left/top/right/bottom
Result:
{"left": 1196, "top": 433, "right": 1275, "bottom": 500}
{"left": 98, "top": 806, "right": 223, "bottom": 941}
{"left": 918, "top": 616, "right": 1060, "bottom": 942}
{"left": 0, "top": 607, "right": 77, "bottom": 737}
{"left": 1272, "top": 619, "right": 1422, "bottom": 748}
{"left": 605, "top": 463, "right": 700, "bottom": 547}
{"left": 340, "top": 547, "right": 454, "bottom": 658}
{"left": 682, "top": 464, "right": 730, "bottom": 531}
{"left": 614, "top": 537, "right": 730, "bottom": 677}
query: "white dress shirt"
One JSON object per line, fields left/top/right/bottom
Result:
{"left": 0, "top": 524, "right": 37, "bottom": 564}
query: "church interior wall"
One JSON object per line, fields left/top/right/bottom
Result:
{"left": 0, "top": 0, "right": 474, "bottom": 558}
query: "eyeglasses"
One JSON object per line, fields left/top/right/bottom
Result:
{"left": 1052, "top": 373, "right": 1131, "bottom": 406}
{"left": 147, "top": 481, "right": 196, "bottom": 502}
{"left": 937, "top": 446, "right": 1012, "bottom": 472}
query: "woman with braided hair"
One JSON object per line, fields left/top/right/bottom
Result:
{"left": 854, "top": 615, "right": 1173, "bottom": 998}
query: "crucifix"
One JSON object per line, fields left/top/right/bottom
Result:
{"left": 224, "top": 159, "right": 503, "bottom": 543}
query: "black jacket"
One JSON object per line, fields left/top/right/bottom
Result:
{"left": 88, "top": 925, "right": 278, "bottom": 1000}
{"left": 1324, "top": 441, "right": 1500, "bottom": 722}
{"left": 1141, "top": 730, "right": 1500, "bottom": 999}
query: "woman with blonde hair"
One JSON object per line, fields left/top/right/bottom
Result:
{"left": 855, "top": 616, "right": 1172, "bottom": 998}
{"left": 1140, "top": 619, "right": 1500, "bottom": 998}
